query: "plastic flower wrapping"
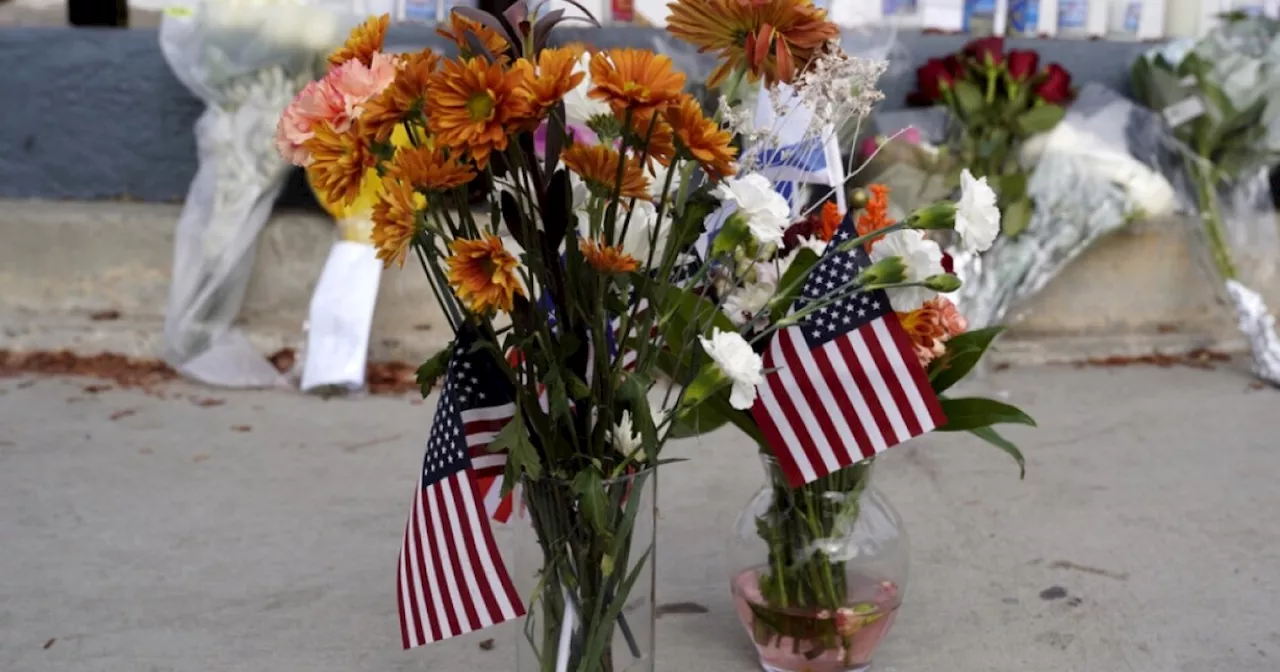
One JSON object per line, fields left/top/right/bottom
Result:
{"left": 279, "top": 7, "right": 1034, "bottom": 669}
{"left": 158, "top": 0, "right": 360, "bottom": 388}
{"left": 1132, "top": 14, "right": 1280, "bottom": 385}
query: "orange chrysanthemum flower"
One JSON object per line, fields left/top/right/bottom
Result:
{"left": 304, "top": 122, "right": 378, "bottom": 207}
{"left": 817, "top": 200, "right": 842, "bottom": 241}
{"left": 856, "top": 184, "right": 894, "bottom": 249}
{"left": 372, "top": 178, "right": 426, "bottom": 268}
{"left": 361, "top": 49, "right": 438, "bottom": 143}
{"left": 561, "top": 144, "right": 651, "bottom": 200}
{"left": 388, "top": 145, "right": 476, "bottom": 191}
{"left": 328, "top": 14, "right": 390, "bottom": 68}
{"left": 666, "top": 0, "right": 839, "bottom": 87}
{"left": 898, "top": 297, "right": 967, "bottom": 367}
{"left": 579, "top": 239, "right": 640, "bottom": 274}
{"left": 426, "top": 56, "right": 527, "bottom": 169}
{"left": 436, "top": 11, "right": 510, "bottom": 59}
{"left": 629, "top": 108, "right": 676, "bottom": 167}
{"left": 664, "top": 94, "right": 737, "bottom": 180}
{"left": 515, "top": 46, "right": 586, "bottom": 120}
{"left": 447, "top": 235, "right": 526, "bottom": 314}
{"left": 589, "top": 48, "right": 686, "bottom": 114}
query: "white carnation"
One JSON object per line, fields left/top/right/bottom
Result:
{"left": 955, "top": 169, "right": 1000, "bottom": 253}
{"left": 712, "top": 173, "right": 791, "bottom": 246}
{"left": 869, "top": 230, "right": 944, "bottom": 311}
{"left": 698, "top": 329, "right": 764, "bottom": 410}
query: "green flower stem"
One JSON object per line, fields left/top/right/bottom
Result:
{"left": 1191, "top": 159, "right": 1240, "bottom": 281}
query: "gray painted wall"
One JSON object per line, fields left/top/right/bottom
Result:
{"left": 0, "top": 25, "right": 1156, "bottom": 204}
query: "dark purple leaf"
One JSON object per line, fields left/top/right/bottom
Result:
{"left": 544, "top": 168, "right": 571, "bottom": 251}
{"left": 500, "top": 190, "right": 528, "bottom": 247}
{"left": 531, "top": 9, "right": 566, "bottom": 52}
{"left": 552, "top": 0, "right": 602, "bottom": 26}
{"left": 543, "top": 102, "right": 567, "bottom": 176}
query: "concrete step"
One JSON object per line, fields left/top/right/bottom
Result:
{"left": 0, "top": 199, "right": 1266, "bottom": 366}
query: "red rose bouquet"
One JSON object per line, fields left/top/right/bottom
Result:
{"left": 907, "top": 37, "right": 1075, "bottom": 236}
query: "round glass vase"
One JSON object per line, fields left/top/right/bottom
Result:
{"left": 511, "top": 468, "right": 657, "bottom": 672}
{"left": 728, "top": 456, "right": 907, "bottom": 672}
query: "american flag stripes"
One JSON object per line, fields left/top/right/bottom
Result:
{"left": 751, "top": 216, "right": 946, "bottom": 487}
{"left": 398, "top": 334, "right": 524, "bottom": 649}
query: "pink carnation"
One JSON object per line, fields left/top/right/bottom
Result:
{"left": 275, "top": 52, "right": 399, "bottom": 167}
{"left": 276, "top": 78, "right": 345, "bottom": 166}
{"left": 329, "top": 51, "right": 400, "bottom": 122}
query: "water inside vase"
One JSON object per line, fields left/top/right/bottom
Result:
{"left": 731, "top": 568, "right": 900, "bottom": 672}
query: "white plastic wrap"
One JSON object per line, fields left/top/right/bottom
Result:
{"left": 158, "top": 1, "right": 355, "bottom": 388}
{"left": 299, "top": 240, "right": 383, "bottom": 392}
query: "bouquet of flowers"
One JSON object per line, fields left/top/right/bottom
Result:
{"left": 158, "top": 0, "right": 351, "bottom": 388}
{"left": 906, "top": 37, "right": 1075, "bottom": 238}
{"left": 279, "top": 6, "right": 1033, "bottom": 671}
{"left": 1131, "top": 16, "right": 1280, "bottom": 385}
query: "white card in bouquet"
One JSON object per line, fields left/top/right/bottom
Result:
{"left": 751, "top": 84, "right": 847, "bottom": 216}
{"left": 919, "top": 0, "right": 964, "bottom": 30}
{"left": 300, "top": 240, "right": 383, "bottom": 392}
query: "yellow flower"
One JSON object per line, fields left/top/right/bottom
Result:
{"left": 328, "top": 14, "right": 390, "bottom": 68}
{"left": 665, "top": 94, "right": 737, "bottom": 180}
{"left": 427, "top": 56, "right": 528, "bottom": 169}
{"left": 304, "top": 122, "right": 379, "bottom": 208}
{"left": 388, "top": 145, "right": 476, "bottom": 192}
{"left": 435, "top": 11, "right": 510, "bottom": 59}
{"left": 447, "top": 235, "right": 526, "bottom": 314}
{"left": 579, "top": 239, "right": 639, "bottom": 274}
{"left": 371, "top": 178, "right": 427, "bottom": 268}
{"left": 589, "top": 48, "right": 686, "bottom": 114}
{"left": 361, "top": 48, "right": 438, "bottom": 143}
{"left": 515, "top": 46, "right": 586, "bottom": 120}
{"left": 561, "top": 143, "right": 650, "bottom": 200}
{"left": 666, "top": 0, "right": 839, "bottom": 86}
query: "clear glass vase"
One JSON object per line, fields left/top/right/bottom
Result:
{"left": 728, "top": 456, "right": 907, "bottom": 672}
{"left": 512, "top": 468, "right": 657, "bottom": 672}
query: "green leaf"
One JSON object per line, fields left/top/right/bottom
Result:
{"left": 951, "top": 79, "right": 985, "bottom": 121}
{"left": 768, "top": 246, "right": 821, "bottom": 318}
{"left": 415, "top": 345, "right": 453, "bottom": 398}
{"left": 997, "top": 171, "right": 1028, "bottom": 204}
{"left": 567, "top": 373, "right": 592, "bottom": 400}
{"left": 937, "top": 397, "right": 1037, "bottom": 432}
{"left": 710, "top": 213, "right": 752, "bottom": 257}
{"left": 1014, "top": 104, "right": 1065, "bottom": 136}
{"left": 928, "top": 326, "right": 1004, "bottom": 393}
{"left": 1001, "top": 197, "right": 1033, "bottom": 238}
{"left": 968, "top": 426, "right": 1026, "bottom": 478}
{"left": 572, "top": 468, "right": 611, "bottom": 535}
{"left": 491, "top": 412, "right": 541, "bottom": 494}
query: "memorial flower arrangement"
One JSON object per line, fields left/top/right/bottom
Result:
{"left": 907, "top": 37, "right": 1075, "bottom": 238}
{"left": 280, "top": 5, "right": 1032, "bottom": 671}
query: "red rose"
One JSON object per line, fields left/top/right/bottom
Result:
{"left": 907, "top": 57, "right": 956, "bottom": 105}
{"left": 941, "top": 252, "right": 954, "bottom": 275}
{"left": 964, "top": 36, "right": 1004, "bottom": 67}
{"left": 1006, "top": 49, "right": 1039, "bottom": 83}
{"left": 942, "top": 54, "right": 964, "bottom": 78}
{"left": 1033, "top": 63, "right": 1073, "bottom": 104}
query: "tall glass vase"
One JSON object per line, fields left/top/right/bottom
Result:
{"left": 728, "top": 457, "right": 907, "bottom": 672}
{"left": 514, "top": 468, "right": 657, "bottom": 672}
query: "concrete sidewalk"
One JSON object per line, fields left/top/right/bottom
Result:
{"left": 1, "top": 362, "right": 1278, "bottom": 672}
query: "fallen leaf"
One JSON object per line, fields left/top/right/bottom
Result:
{"left": 193, "top": 398, "right": 225, "bottom": 408}
{"left": 90, "top": 309, "right": 122, "bottom": 321}
{"left": 192, "top": 454, "right": 210, "bottom": 463}
{"left": 109, "top": 409, "right": 137, "bottom": 421}
{"left": 232, "top": 425, "right": 252, "bottom": 433}
{"left": 139, "top": 447, "right": 153, "bottom": 455}
{"left": 43, "top": 638, "right": 56, "bottom": 650}
{"left": 268, "top": 348, "right": 296, "bottom": 373}
{"left": 478, "top": 639, "right": 495, "bottom": 651}
{"left": 656, "top": 602, "right": 711, "bottom": 617}
{"left": 83, "top": 385, "right": 112, "bottom": 394}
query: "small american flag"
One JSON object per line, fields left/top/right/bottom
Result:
{"left": 751, "top": 216, "right": 946, "bottom": 487}
{"left": 398, "top": 334, "right": 524, "bottom": 649}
